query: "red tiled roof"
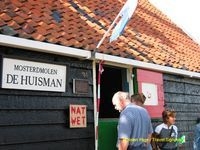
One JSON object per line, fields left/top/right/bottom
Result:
{"left": 0, "top": 0, "right": 200, "bottom": 72}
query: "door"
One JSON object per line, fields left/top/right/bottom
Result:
{"left": 98, "top": 65, "right": 128, "bottom": 150}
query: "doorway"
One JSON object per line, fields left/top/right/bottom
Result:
{"left": 98, "top": 65, "right": 127, "bottom": 150}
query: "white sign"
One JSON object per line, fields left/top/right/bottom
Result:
{"left": 1, "top": 58, "right": 66, "bottom": 92}
{"left": 142, "top": 82, "right": 158, "bottom": 105}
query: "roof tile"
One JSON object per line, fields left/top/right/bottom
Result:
{"left": 17, "top": 30, "right": 32, "bottom": 39}
{"left": 5, "top": 9, "right": 17, "bottom": 18}
{"left": 0, "top": 13, "right": 12, "bottom": 21}
{"left": 22, "top": 23, "right": 35, "bottom": 34}
{"left": 46, "top": 36, "right": 59, "bottom": 44}
{"left": 0, "top": 25, "right": 17, "bottom": 36}
{"left": 12, "top": 1, "right": 23, "bottom": 7}
{"left": 13, "top": 16, "right": 25, "bottom": 25}
{"left": 31, "top": 32, "right": 46, "bottom": 41}
{"left": 7, "top": 20, "right": 20, "bottom": 30}
{"left": 0, "top": 19, "right": 6, "bottom": 27}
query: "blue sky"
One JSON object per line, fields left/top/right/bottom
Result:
{"left": 149, "top": 0, "right": 200, "bottom": 45}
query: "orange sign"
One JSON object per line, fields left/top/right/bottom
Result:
{"left": 69, "top": 105, "right": 87, "bottom": 128}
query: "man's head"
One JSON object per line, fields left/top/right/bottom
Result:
{"left": 112, "top": 91, "right": 131, "bottom": 112}
{"left": 131, "top": 93, "right": 146, "bottom": 106}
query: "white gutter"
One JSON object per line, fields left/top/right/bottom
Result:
{"left": 0, "top": 34, "right": 91, "bottom": 59}
{"left": 95, "top": 53, "right": 200, "bottom": 79}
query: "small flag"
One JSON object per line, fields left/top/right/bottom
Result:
{"left": 99, "top": 61, "right": 104, "bottom": 74}
{"left": 110, "top": 0, "right": 138, "bottom": 42}
{"left": 178, "top": 135, "right": 186, "bottom": 144}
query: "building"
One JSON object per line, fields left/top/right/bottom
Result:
{"left": 0, "top": 0, "right": 200, "bottom": 149}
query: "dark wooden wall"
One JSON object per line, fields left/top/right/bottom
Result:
{"left": 163, "top": 74, "right": 200, "bottom": 149}
{"left": 0, "top": 47, "right": 94, "bottom": 150}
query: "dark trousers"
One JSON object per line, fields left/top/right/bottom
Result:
{"left": 160, "top": 147, "right": 177, "bottom": 150}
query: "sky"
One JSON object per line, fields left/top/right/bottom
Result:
{"left": 149, "top": 0, "right": 200, "bottom": 45}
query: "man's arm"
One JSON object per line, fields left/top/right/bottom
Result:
{"left": 147, "top": 133, "right": 152, "bottom": 144}
{"left": 118, "top": 138, "right": 129, "bottom": 150}
{"left": 118, "top": 113, "right": 131, "bottom": 150}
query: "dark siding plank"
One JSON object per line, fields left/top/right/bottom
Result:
{"left": 185, "top": 83, "right": 200, "bottom": 95}
{"left": 164, "top": 74, "right": 200, "bottom": 85}
{"left": 0, "top": 110, "right": 94, "bottom": 126}
{"left": 0, "top": 96, "right": 94, "bottom": 110}
{"left": 165, "top": 93, "right": 200, "bottom": 104}
{"left": 166, "top": 103, "right": 200, "bottom": 112}
{"left": 164, "top": 81, "right": 185, "bottom": 94}
{"left": 0, "top": 139, "right": 94, "bottom": 150}
{"left": 0, "top": 124, "right": 94, "bottom": 145}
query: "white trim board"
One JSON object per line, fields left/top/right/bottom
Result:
{"left": 95, "top": 52, "right": 200, "bottom": 79}
{"left": 0, "top": 34, "right": 91, "bottom": 59}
